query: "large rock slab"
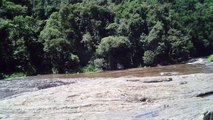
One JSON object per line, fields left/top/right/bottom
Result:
{"left": 0, "top": 74, "right": 213, "bottom": 120}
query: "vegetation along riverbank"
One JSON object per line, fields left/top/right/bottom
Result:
{"left": 208, "top": 55, "right": 213, "bottom": 62}
{"left": 0, "top": 0, "right": 212, "bottom": 76}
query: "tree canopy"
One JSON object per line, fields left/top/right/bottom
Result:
{"left": 0, "top": 0, "right": 212, "bottom": 75}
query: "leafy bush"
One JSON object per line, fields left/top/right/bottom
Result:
{"left": 143, "top": 50, "right": 156, "bottom": 66}
{"left": 208, "top": 55, "right": 213, "bottom": 62}
{"left": 96, "top": 36, "right": 131, "bottom": 69}
{"left": 0, "top": 73, "right": 26, "bottom": 80}
{"left": 166, "top": 29, "right": 193, "bottom": 63}
{"left": 81, "top": 64, "right": 96, "bottom": 73}
{"left": 94, "top": 58, "right": 106, "bottom": 70}
{"left": 96, "top": 36, "right": 131, "bottom": 56}
{"left": 70, "top": 53, "right": 80, "bottom": 63}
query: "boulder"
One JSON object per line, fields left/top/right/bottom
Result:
{"left": 204, "top": 111, "right": 213, "bottom": 120}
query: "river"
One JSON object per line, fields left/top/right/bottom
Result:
{"left": 33, "top": 58, "right": 213, "bottom": 79}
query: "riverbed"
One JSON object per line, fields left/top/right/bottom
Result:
{"left": 0, "top": 58, "right": 213, "bottom": 120}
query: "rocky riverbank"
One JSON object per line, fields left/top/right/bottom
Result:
{"left": 0, "top": 73, "right": 213, "bottom": 120}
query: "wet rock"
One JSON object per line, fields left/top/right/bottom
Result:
{"left": 126, "top": 78, "right": 173, "bottom": 83}
{"left": 179, "top": 81, "right": 188, "bottom": 85}
{"left": 37, "top": 81, "right": 73, "bottom": 90}
{"left": 0, "top": 78, "right": 77, "bottom": 99}
{"left": 139, "top": 97, "right": 151, "bottom": 102}
{"left": 197, "top": 91, "right": 213, "bottom": 98}
{"left": 163, "top": 104, "right": 169, "bottom": 108}
{"left": 125, "top": 94, "right": 152, "bottom": 103}
{"left": 143, "top": 78, "right": 172, "bottom": 83}
{"left": 204, "top": 111, "right": 213, "bottom": 120}
{"left": 126, "top": 79, "right": 140, "bottom": 82}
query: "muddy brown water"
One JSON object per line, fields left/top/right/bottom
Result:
{"left": 33, "top": 58, "right": 213, "bottom": 79}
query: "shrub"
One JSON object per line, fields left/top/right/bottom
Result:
{"left": 70, "top": 53, "right": 80, "bottom": 63}
{"left": 96, "top": 36, "right": 131, "bottom": 69}
{"left": 94, "top": 58, "right": 106, "bottom": 70}
{"left": 143, "top": 50, "right": 156, "bottom": 66}
{"left": 0, "top": 72, "right": 26, "bottom": 80}
{"left": 81, "top": 64, "right": 96, "bottom": 73}
{"left": 208, "top": 55, "right": 213, "bottom": 62}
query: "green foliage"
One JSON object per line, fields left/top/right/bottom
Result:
{"left": 143, "top": 50, "right": 156, "bottom": 66}
{"left": 166, "top": 28, "right": 193, "bottom": 62}
{"left": 70, "top": 53, "right": 80, "bottom": 63}
{"left": 1, "top": 0, "right": 27, "bottom": 19}
{"left": 143, "top": 21, "right": 164, "bottom": 49}
{"left": 97, "top": 36, "right": 130, "bottom": 56}
{"left": 9, "top": 16, "right": 35, "bottom": 71}
{"left": 0, "top": 0, "right": 213, "bottom": 74}
{"left": 174, "top": 0, "right": 213, "bottom": 56}
{"left": 0, "top": 18, "right": 9, "bottom": 28}
{"left": 0, "top": 72, "right": 26, "bottom": 80}
{"left": 39, "top": 12, "right": 80, "bottom": 73}
{"left": 208, "top": 55, "right": 213, "bottom": 62}
{"left": 96, "top": 36, "right": 131, "bottom": 69}
{"left": 142, "top": 21, "right": 165, "bottom": 64}
{"left": 94, "top": 58, "right": 106, "bottom": 70}
{"left": 81, "top": 64, "right": 96, "bottom": 73}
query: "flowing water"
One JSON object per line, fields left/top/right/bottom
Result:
{"left": 34, "top": 58, "right": 213, "bottom": 79}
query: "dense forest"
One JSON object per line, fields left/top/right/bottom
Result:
{"left": 0, "top": 0, "right": 212, "bottom": 76}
